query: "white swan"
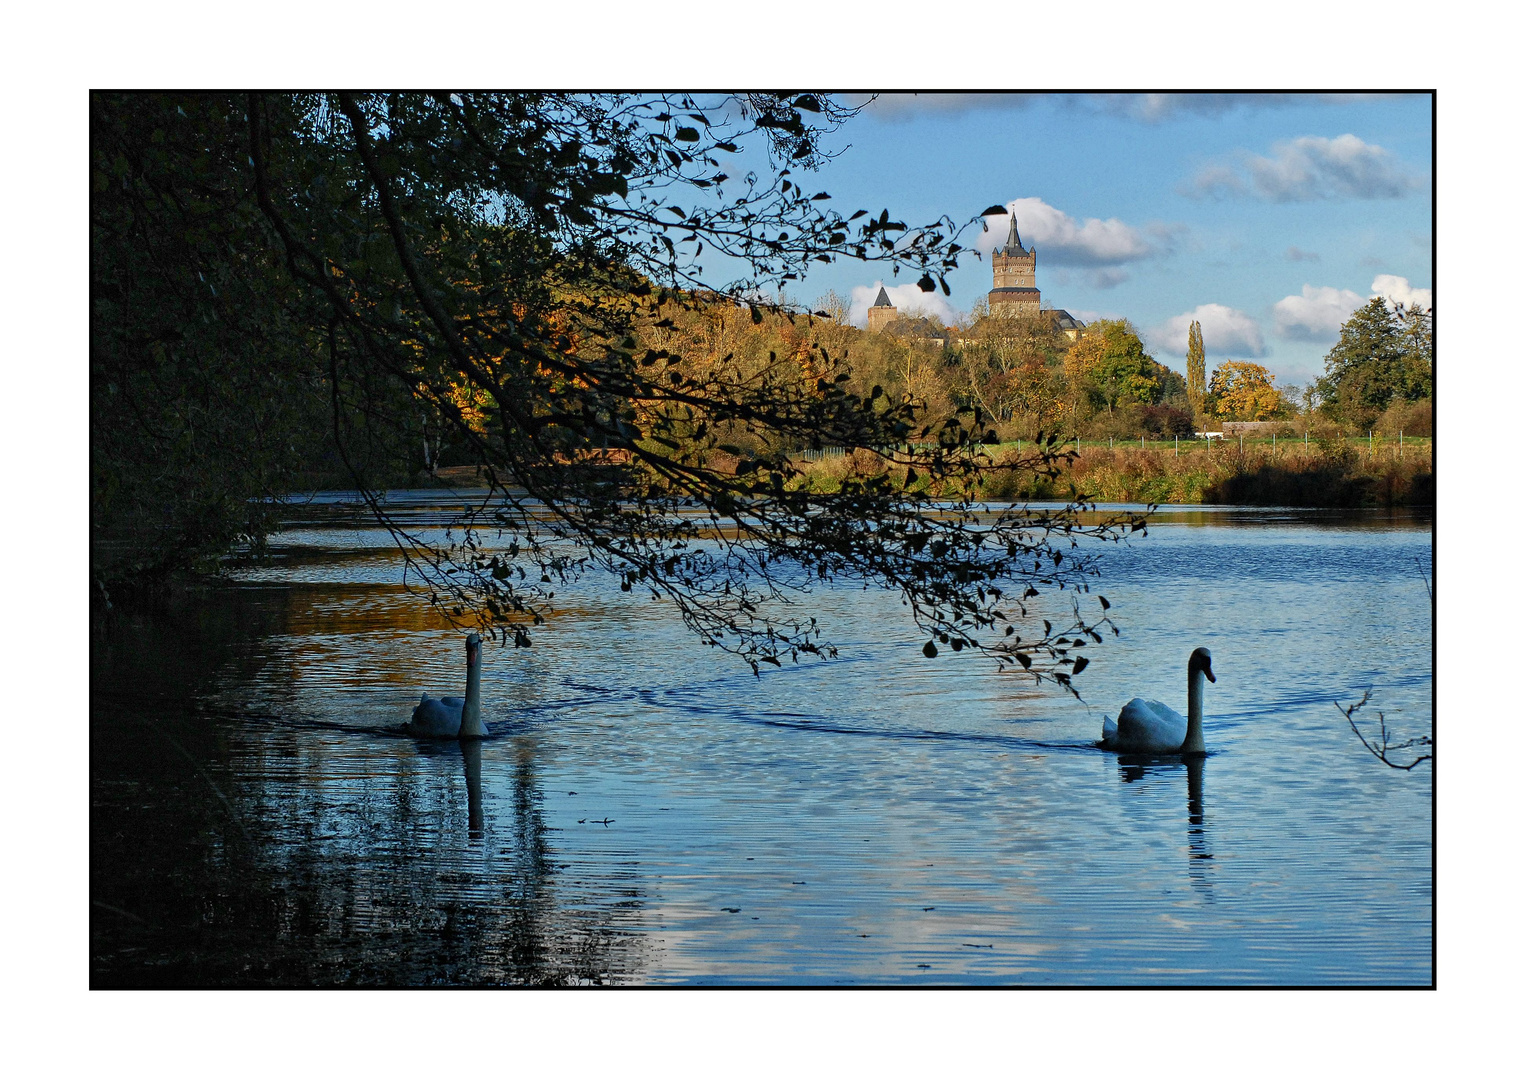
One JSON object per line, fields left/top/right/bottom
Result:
{"left": 1101, "top": 647, "right": 1215, "bottom": 754}
{"left": 407, "top": 633, "right": 487, "bottom": 739}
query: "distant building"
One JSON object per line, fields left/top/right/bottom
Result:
{"left": 1051, "top": 309, "right": 1085, "bottom": 342}
{"left": 988, "top": 213, "right": 1040, "bottom": 316}
{"left": 881, "top": 313, "right": 948, "bottom": 348}
{"left": 988, "top": 211, "right": 1084, "bottom": 340}
{"left": 866, "top": 285, "right": 897, "bottom": 333}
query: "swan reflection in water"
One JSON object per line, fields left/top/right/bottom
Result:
{"left": 1117, "top": 754, "right": 1214, "bottom": 896}
{"left": 462, "top": 739, "right": 484, "bottom": 839}
{"left": 406, "top": 736, "right": 488, "bottom": 839}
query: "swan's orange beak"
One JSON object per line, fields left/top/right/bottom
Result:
{"left": 1205, "top": 662, "right": 1216, "bottom": 683}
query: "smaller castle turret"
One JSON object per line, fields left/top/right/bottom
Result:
{"left": 866, "top": 285, "right": 897, "bottom": 332}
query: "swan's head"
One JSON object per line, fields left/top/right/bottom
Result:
{"left": 1189, "top": 647, "right": 1215, "bottom": 683}
{"left": 466, "top": 632, "right": 482, "bottom": 661}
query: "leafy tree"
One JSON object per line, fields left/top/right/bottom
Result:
{"left": 1207, "top": 361, "right": 1287, "bottom": 421}
{"left": 952, "top": 311, "right": 1068, "bottom": 431}
{"left": 91, "top": 91, "right": 1144, "bottom": 688}
{"left": 1314, "top": 297, "right": 1432, "bottom": 428}
{"left": 1185, "top": 320, "right": 1206, "bottom": 418}
{"left": 1066, "top": 319, "right": 1162, "bottom": 418}
{"left": 1396, "top": 303, "right": 1434, "bottom": 399}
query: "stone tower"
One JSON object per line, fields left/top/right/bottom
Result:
{"left": 988, "top": 213, "right": 1040, "bottom": 315}
{"left": 866, "top": 285, "right": 897, "bottom": 332}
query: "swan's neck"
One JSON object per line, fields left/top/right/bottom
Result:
{"left": 1181, "top": 668, "right": 1206, "bottom": 755}
{"left": 459, "top": 640, "right": 486, "bottom": 738}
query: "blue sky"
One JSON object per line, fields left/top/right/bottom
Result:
{"left": 766, "top": 93, "right": 1433, "bottom": 392}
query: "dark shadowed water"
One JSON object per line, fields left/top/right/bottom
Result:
{"left": 91, "top": 495, "right": 1432, "bottom": 985}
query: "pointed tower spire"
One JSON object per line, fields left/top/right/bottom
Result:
{"left": 872, "top": 286, "right": 893, "bottom": 307}
{"left": 1001, "top": 211, "right": 1026, "bottom": 256}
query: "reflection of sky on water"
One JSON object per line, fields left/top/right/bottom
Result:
{"left": 93, "top": 501, "right": 1432, "bottom": 984}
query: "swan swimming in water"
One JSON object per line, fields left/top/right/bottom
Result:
{"left": 1101, "top": 647, "right": 1215, "bottom": 754}
{"left": 407, "top": 633, "right": 487, "bottom": 739}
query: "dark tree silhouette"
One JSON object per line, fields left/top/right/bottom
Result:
{"left": 92, "top": 92, "right": 1146, "bottom": 684}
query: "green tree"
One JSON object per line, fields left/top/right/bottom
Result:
{"left": 1396, "top": 303, "right": 1434, "bottom": 400}
{"left": 1314, "top": 297, "right": 1432, "bottom": 428}
{"left": 1067, "top": 319, "right": 1161, "bottom": 417}
{"left": 1185, "top": 320, "right": 1206, "bottom": 418}
{"left": 91, "top": 92, "right": 1143, "bottom": 687}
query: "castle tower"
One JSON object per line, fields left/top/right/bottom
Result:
{"left": 988, "top": 213, "right": 1040, "bottom": 315}
{"left": 866, "top": 285, "right": 897, "bottom": 332}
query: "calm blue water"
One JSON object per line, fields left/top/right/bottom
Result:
{"left": 91, "top": 498, "right": 1432, "bottom": 985}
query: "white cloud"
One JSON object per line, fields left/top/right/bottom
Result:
{"left": 842, "top": 93, "right": 1405, "bottom": 123}
{"left": 1371, "top": 274, "right": 1432, "bottom": 310}
{"left": 1271, "top": 277, "right": 1431, "bottom": 342}
{"left": 975, "top": 198, "right": 1154, "bottom": 267}
{"left": 847, "top": 280, "right": 959, "bottom": 328}
{"left": 1185, "top": 134, "right": 1418, "bottom": 202}
{"left": 849, "top": 93, "right": 1040, "bottom": 119}
{"left": 1274, "top": 284, "right": 1366, "bottom": 341}
{"left": 1153, "top": 304, "right": 1266, "bottom": 357}
{"left": 1087, "top": 93, "right": 1398, "bottom": 123}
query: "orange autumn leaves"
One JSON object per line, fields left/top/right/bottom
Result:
{"left": 1207, "top": 360, "right": 1286, "bottom": 422}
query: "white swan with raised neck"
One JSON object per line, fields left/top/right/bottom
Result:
{"left": 1101, "top": 647, "right": 1215, "bottom": 754}
{"left": 407, "top": 633, "right": 486, "bottom": 739}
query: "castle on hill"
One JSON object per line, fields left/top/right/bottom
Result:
{"left": 866, "top": 211, "right": 1084, "bottom": 340}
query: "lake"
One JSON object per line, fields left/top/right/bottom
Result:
{"left": 91, "top": 494, "right": 1433, "bottom": 985}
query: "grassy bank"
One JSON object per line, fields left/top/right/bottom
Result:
{"left": 792, "top": 438, "right": 1434, "bottom": 508}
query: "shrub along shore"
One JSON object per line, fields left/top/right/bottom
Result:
{"left": 791, "top": 437, "right": 1434, "bottom": 508}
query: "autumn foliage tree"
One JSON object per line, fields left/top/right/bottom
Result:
{"left": 949, "top": 310, "right": 1069, "bottom": 431}
{"left": 1207, "top": 360, "right": 1288, "bottom": 422}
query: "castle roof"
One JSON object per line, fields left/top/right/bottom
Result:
{"left": 996, "top": 213, "right": 1029, "bottom": 257}
{"left": 883, "top": 314, "right": 948, "bottom": 341}
{"left": 871, "top": 286, "right": 894, "bottom": 308}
